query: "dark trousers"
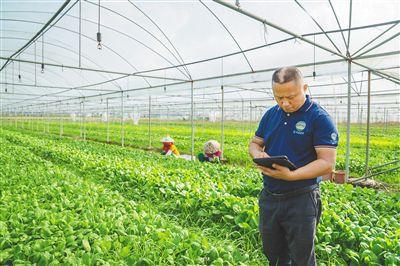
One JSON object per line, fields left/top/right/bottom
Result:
{"left": 258, "top": 186, "right": 322, "bottom": 266}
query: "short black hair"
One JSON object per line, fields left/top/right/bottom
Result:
{"left": 272, "top": 67, "right": 303, "bottom": 85}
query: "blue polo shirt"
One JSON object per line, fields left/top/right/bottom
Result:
{"left": 255, "top": 95, "right": 338, "bottom": 192}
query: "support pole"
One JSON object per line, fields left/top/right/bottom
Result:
{"left": 43, "top": 104, "right": 47, "bottom": 133}
{"left": 249, "top": 101, "right": 252, "bottom": 133}
{"left": 382, "top": 107, "right": 386, "bottom": 132}
{"left": 191, "top": 81, "right": 195, "bottom": 160}
{"left": 21, "top": 107, "right": 24, "bottom": 129}
{"left": 167, "top": 106, "right": 169, "bottom": 121}
{"left": 47, "top": 105, "right": 50, "bottom": 133}
{"left": 241, "top": 99, "right": 244, "bottom": 135}
{"left": 83, "top": 98, "right": 86, "bottom": 141}
{"left": 357, "top": 102, "right": 360, "bottom": 133}
{"left": 148, "top": 95, "right": 152, "bottom": 148}
{"left": 365, "top": 70, "right": 371, "bottom": 176}
{"left": 59, "top": 103, "right": 63, "bottom": 137}
{"left": 345, "top": 60, "right": 352, "bottom": 182}
{"left": 221, "top": 85, "right": 225, "bottom": 158}
{"left": 360, "top": 106, "right": 363, "bottom": 133}
{"left": 79, "top": 0, "right": 82, "bottom": 68}
{"left": 29, "top": 110, "right": 32, "bottom": 131}
{"left": 32, "top": 110, "right": 34, "bottom": 131}
{"left": 79, "top": 101, "right": 83, "bottom": 138}
{"left": 121, "top": 91, "right": 125, "bottom": 147}
{"left": 34, "top": 42, "right": 37, "bottom": 86}
{"left": 334, "top": 82, "right": 338, "bottom": 127}
{"left": 202, "top": 100, "right": 205, "bottom": 134}
{"left": 24, "top": 108, "right": 27, "bottom": 130}
{"left": 384, "top": 108, "right": 388, "bottom": 132}
{"left": 106, "top": 98, "right": 110, "bottom": 143}
{"left": 37, "top": 107, "right": 40, "bottom": 131}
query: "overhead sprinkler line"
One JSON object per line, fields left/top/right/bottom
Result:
{"left": 18, "top": 55, "right": 21, "bottom": 82}
{"left": 97, "top": 0, "right": 102, "bottom": 50}
{"left": 4, "top": 68, "right": 8, "bottom": 93}
{"left": 235, "top": 0, "right": 240, "bottom": 8}
{"left": 313, "top": 35, "right": 316, "bottom": 80}
{"left": 41, "top": 35, "right": 45, "bottom": 73}
{"left": 34, "top": 41, "right": 37, "bottom": 85}
{"left": 263, "top": 24, "right": 268, "bottom": 45}
{"left": 164, "top": 70, "right": 167, "bottom": 92}
{"left": 0, "top": 0, "right": 73, "bottom": 72}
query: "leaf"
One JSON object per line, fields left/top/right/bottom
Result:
{"left": 82, "top": 239, "right": 91, "bottom": 252}
{"left": 120, "top": 246, "right": 131, "bottom": 258}
{"left": 237, "top": 222, "right": 250, "bottom": 229}
{"left": 100, "top": 239, "right": 112, "bottom": 252}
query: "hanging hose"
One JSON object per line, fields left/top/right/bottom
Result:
{"left": 97, "top": 0, "right": 102, "bottom": 49}
{"left": 352, "top": 159, "right": 400, "bottom": 183}
{"left": 313, "top": 35, "right": 316, "bottom": 80}
{"left": 41, "top": 35, "right": 45, "bottom": 73}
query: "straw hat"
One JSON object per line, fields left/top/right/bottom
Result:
{"left": 204, "top": 140, "right": 220, "bottom": 154}
{"left": 161, "top": 136, "right": 174, "bottom": 143}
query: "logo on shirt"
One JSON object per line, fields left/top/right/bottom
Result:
{"left": 331, "top": 132, "right": 337, "bottom": 141}
{"left": 295, "top": 121, "right": 306, "bottom": 131}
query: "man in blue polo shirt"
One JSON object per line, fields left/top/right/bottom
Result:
{"left": 249, "top": 67, "right": 338, "bottom": 265}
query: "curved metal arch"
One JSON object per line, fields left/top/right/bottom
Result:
{"left": 0, "top": 48, "right": 88, "bottom": 97}
{"left": 294, "top": 0, "right": 342, "bottom": 54}
{"left": 328, "top": 0, "right": 348, "bottom": 51}
{"left": 0, "top": 11, "right": 190, "bottom": 80}
{"left": 0, "top": 80, "right": 114, "bottom": 92}
{"left": 1, "top": 66, "right": 85, "bottom": 94}
{"left": 3, "top": 69, "right": 134, "bottom": 107}
{"left": 346, "top": 0, "right": 353, "bottom": 55}
{"left": 128, "top": 1, "right": 192, "bottom": 79}
{"left": 0, "top": 46, "right": 138, "bottom": 99}
{"left": 0, "top": 0, "right": 74, "bottom": 71}
{"left": 352, "top": 23, "right": 399, "bottom": 58}
{"left": 199, "top": 0, "right": 254, "bottom": 72}
{"left": 4, "top": 85, "right": 92, "bottom": 107}
{"left": 0, "top": 33, "right": 127, "bottom": 89}
{"left": 1, "top": 18, "right": 152, "bottom": 88}
{"left": 70, "top": 14, "right": 190, "bottom": 80}
{"left": 6, "top": 59, "right": 399, "bottom": 109}
{"left": 0, "top": 92, "right": 75, "bottom": 99}
{"left": 84, "top": 0, "right": 192, "bottom": 80}
{"left": 17, "top": 50, "right": 398, "bottom": 107}
{"left": 2, "top": 16, "right": 396, "bottom": 82}
{"left": 114, "top": 20, "right": 400, "bottom": 76}
{"left": 354, "top": 32, "right": 400, "bottom": 59}
{"left": 0, "top": 46, "right": 104, "bottom": 92}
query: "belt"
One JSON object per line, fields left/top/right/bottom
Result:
{"left": 264, "top": 184, "right": 319, "bottom": 199}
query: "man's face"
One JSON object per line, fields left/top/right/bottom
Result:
{"left": 272, "top": 80, "right": 307, "bottom": 113}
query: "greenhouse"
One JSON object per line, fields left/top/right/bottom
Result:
{"left": 0, "top": 0, "right": 399, "bottom": 265}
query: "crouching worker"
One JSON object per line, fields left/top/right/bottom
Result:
{"left": 161, "top": 136, "right": 180, "bottom": 157}
{"left": 198, "top": 140, "right": 222, "bottom": 163}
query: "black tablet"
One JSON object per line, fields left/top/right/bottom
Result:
{"left": 253, "top": 156, "right": 297, "bottom": 171}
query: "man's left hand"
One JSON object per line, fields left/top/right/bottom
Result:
{"left": 257, "top": 164, "right": 297, "bottom": 181}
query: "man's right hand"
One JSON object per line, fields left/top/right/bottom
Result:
{"left": 255, "top": 151, "right": 269, "bottom": 158}
{"left": 249, "top": 136, "right": 269, "bottom": 159}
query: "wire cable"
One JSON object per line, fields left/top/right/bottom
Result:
{"left": 294, "top": 0, "right": 342, "bottom": 55}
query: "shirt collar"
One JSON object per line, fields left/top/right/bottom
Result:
{"left": 296, "top": 95, "right": 313, "bottom": 113}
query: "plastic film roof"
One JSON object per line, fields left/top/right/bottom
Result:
{"left": 0, "top": 0, "right": 399, "bottom": 110}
